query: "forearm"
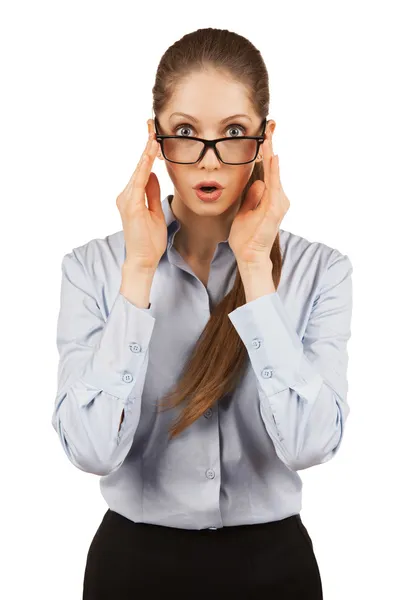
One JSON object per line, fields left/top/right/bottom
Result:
{"left": 120, "top": 263, "right": 156, "bottom": 309}
{"left": 229, "top": 252, "right": 353, "bottom": 471}
{"left": 52, "top": 251, "right": 157, "bottom": 475}
{"left": 117, "top": 264, "right": 156, "bottom": 430}
{"left": 238, "top": 259, "right": 276, "bottom": 303}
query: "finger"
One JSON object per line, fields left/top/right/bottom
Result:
{"left": 145, "top": 171, "right": 162, "bottom": 217}
{"left": 147, "top": 118, "right": 155, "bottom": 135}
{"left": 142, "top": 124, "right": 156, "bottom": 158}
{"left": 262, "top": 131, "right": 273, "bottom": 187}
{"left": 148, "top": 119, "right": 161, "bottom": 156}
{"left": 130, "top": 135, "right": 160, "bottom": 212}
{"left": 144, "top": 119, "right": 162, "bottom": 215}
{"left": 271, "top": 154, "right": 280, "bottom": 191}
{"left": 148, "top": 119, "right": 159, "bottom": 144}
{"left": 236, "top": 179, "right": 266, "bottom": 216}
{"left": 133, "top": 136, "right": 158, "bottom": 190}
{"left": 127, "top": 126, "right": 157, "bottom": 186}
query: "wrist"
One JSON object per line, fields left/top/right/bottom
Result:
{"left": 237, "top": 259, "right": 275, "bottom": 302}
{"left": 122, "top": 262, "right": 157, "bottom": 278}
{"left": 237, "top": 258, "right": 273, "bottom": 274}
{"left": 120, "top": 264, "right": 155, "bottom": 309}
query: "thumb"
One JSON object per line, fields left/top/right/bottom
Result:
{"left": 238, "top": 179, "right": 266, "bottom": 215}
{"left": 145, "top": 172, "right": 162, "bottom": 217}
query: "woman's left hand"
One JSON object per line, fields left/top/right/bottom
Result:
{"left": 228, "top": 131, "right": 290, "bottom": 266}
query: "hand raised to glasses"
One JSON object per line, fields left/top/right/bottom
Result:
{"left": 228, "top": 131, "right": 290, "bottom": 267}
{"left": 116, "top": 119, "right": 167, "bottom": 272}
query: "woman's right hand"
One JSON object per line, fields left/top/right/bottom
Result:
{"left": 116, "top": 119, "right": 167, "bottom": 272}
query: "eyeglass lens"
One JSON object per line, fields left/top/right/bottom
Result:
{"left": 162, "top": 137, "right": 258, "bottom": 164}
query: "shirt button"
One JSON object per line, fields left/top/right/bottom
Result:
{"left": 122, "top": 372, "right": 133, "bottom": 383}
{"left": 206, "top": 469, "right": 215, "bottom": 479}
{"left": 204, "top": 408, "right": 213, "bottom": 418}
{"left": 129, "top": 343, "right": 141, "bottom": 353}
{"left": 251, "top": 338, "right": 261, "bottom": 349}
{"left": 261, "top": 367, "right": 273, "bottom": 379}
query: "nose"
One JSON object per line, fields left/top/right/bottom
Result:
{"left": 197, "top": 144, "right": 221, "bottom": 167}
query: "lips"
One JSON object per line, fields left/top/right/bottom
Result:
{"left": 194, "top": 180, "right": 224, "bottom": 190}
{"left": 194, "top": 187, "right": 223, "bottom": 201}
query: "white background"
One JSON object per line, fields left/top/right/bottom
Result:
{"left": 1, "top": 1, "right": 399, "bottom": 598}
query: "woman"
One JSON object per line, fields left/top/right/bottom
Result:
{"left": 52, "top": 27, "right": 352, "bottom": 598}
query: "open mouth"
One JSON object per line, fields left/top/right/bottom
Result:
{"left": 200, "top": 186, "right": 217, "bottom": 193}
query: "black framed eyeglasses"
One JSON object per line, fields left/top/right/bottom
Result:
{"left": 154, "top": 116, "right": 268, "bottom": 165}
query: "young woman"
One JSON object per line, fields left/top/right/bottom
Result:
{"left": 52, "top": 28, "right": 352, "bottom": 599}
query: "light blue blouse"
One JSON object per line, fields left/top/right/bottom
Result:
{"left": 51, "top": 194, "right": 353, "bottom": 530}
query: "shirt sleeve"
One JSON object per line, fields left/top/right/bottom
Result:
{"left": 228, "top": 251, "right": 353, "bottom": 471}
{"left": 51, "top": 249, "right": 156, "bottom": 476}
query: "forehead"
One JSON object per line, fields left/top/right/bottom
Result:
{"left": 166, "top": 71, "right": 255, "bottom": 124}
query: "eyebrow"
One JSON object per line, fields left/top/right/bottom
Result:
{"left": 169, "top": 112, "right": 252, "bottom": 124}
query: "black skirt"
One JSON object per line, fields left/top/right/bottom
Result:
{"left": 83, "top": 509, "right": 323, "bottom": 599}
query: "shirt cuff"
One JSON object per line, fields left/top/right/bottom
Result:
{"left": 79, "top": 292, "right": 156, "bottom": 403}
{"left": 228, "top": 291, "right": 323, "bottom": 398}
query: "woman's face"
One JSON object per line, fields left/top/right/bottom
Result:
{"left": 155, "top": 70, "right": 274, "bottom": 216}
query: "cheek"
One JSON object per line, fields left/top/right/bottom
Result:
{"left": 165, "top": 163, "right": 181, "bottom": 187}
{"left": 165, "top": 162, "right": 186, "bottom": 181}
{"left": 233, "top": 164, "right": 255, "bottom": 188}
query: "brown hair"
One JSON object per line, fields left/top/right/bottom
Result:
{"left": 153, "top": 28, "right": 283, "bottom": 439}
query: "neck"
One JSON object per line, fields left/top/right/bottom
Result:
{"left": 169, "top": 194, "right": 239, "bottom": 263}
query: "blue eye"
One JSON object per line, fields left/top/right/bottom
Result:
{"left": 174, "top": 124, "right": 193, "bottom": 137}
{"left": 174, "top": 123, "right": 247, "bottom": 137}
